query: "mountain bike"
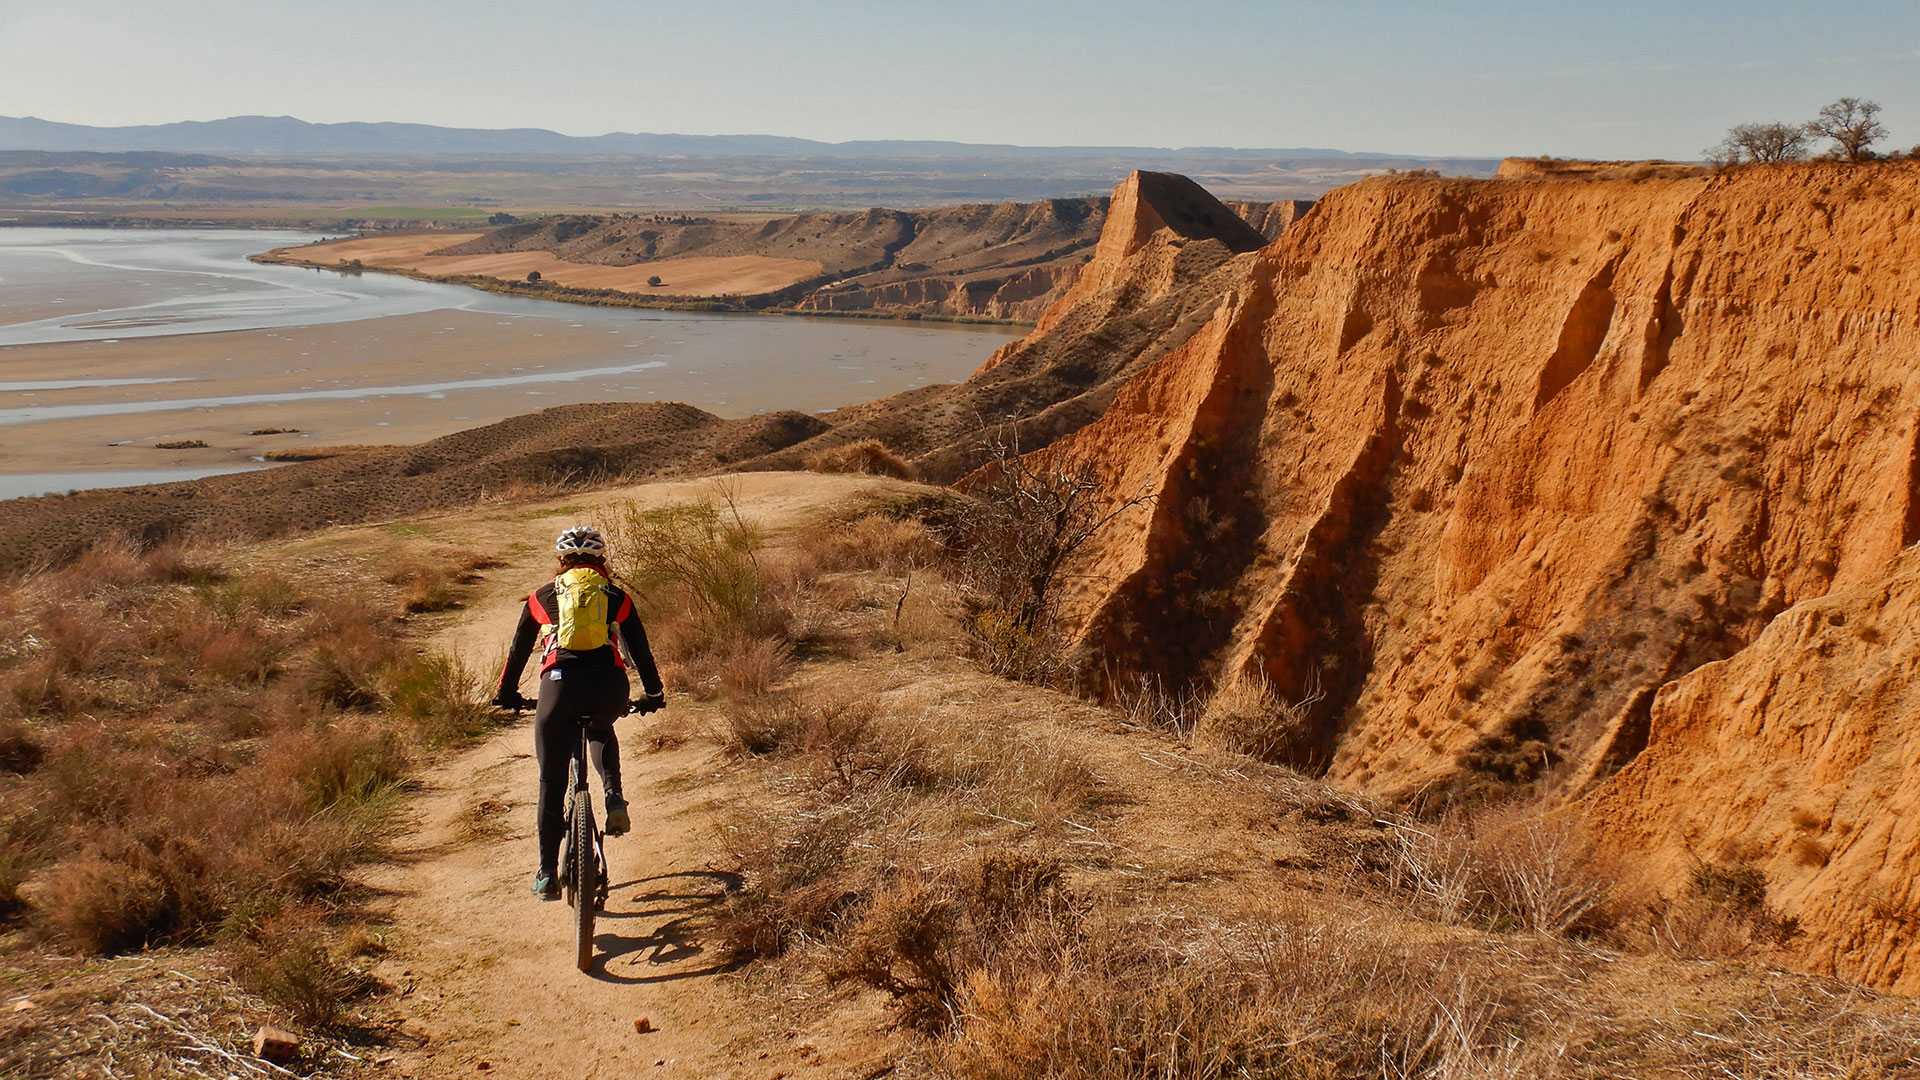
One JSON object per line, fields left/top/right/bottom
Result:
{"left": 500, "top": 692, "right": 663, "bottom": 972}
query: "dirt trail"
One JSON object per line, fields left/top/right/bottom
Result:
{"left": 355, "top": 473, "right": 901, "bottom": 1079}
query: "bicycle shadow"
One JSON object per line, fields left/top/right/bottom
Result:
{"left": 587, "top": 869, "right": 745, "bottom": 984}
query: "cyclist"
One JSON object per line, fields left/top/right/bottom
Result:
{"left": 493, "top": 525, "right": 665, "bottom": 900}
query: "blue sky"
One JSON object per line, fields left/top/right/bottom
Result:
{"left": 1, "top": 0, "right": 1915, "bottom": 158}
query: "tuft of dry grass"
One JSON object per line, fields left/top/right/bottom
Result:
{"left": 382, "top": 648, "right": 496, "bottom": 745}
{"left": 1195, "top": 670, "right": 1319, "bottom": 765}
{"left": 1383, "top": 804, "right": 1614, "bottom": 936}
{"left": 604, "top": 495, "right": 793, "bottom": 698}
{"left": 792, "top": 512, "right": 942, "bottom": 578}
{"left": 221, "top": 905, "right": 380, "bottom": 1029}
{"left": 802, "top": 438, "right": 916, "bottom": 480}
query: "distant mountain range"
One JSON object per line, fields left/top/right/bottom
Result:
{"left": 0, "top": 114, "right": 1420, "bottom": 161}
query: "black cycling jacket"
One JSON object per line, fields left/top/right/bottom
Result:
{"left": 496, "top": 578, "right": 664, "bottom": 698}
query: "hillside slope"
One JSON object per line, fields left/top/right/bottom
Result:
{"left": 1026, "top": 162, "right": 1920, "bottom": 991}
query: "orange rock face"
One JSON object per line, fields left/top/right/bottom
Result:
{"left": 1028, "top": 164, "right": 1920, "bottom": 990}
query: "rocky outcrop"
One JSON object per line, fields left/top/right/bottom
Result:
{"left": 757, "top": 171, "right": 1275, "bottom": 481}
{"left": 796, "top": 263, "right": 1082, "bottom": 322}
{"left": 1018, "top": 162, "right": 1920, "bottom": 989}
{"left": 1227, "top": 199, "right": 1316, "bottom": 241}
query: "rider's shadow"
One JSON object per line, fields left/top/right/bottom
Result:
{"left": 588, "top": 870, "right": 746, "bottom": 984}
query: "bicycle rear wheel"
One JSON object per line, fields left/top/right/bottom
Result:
{"left": 571, "top": 747, "right": 596, "bottom": 971}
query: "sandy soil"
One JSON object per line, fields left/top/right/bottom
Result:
{"left": 351, "top": 472, "right": 902, "bottom": 1079}
{"left": 273, "top": 235, "right": 824, "bottom": 297}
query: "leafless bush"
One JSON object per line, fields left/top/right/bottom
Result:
{"left": 1645, "top": 860, "right": 1799, "bottom": 958}
{"left": 951, "top": 426, "right": 1151, "bottom": 684}
{"left": 1384, "top": 805, "right": 1613, "bottom": 936}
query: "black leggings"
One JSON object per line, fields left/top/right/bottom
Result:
{"left": 533, "top": 663, "right": 628, "bottom": 876}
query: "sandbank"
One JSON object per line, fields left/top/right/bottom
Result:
{"left": 270, "top": 235, "right": 823, "bottom": 296}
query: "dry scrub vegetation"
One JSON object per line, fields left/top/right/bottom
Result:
{"left": 611, "top": 481, "right": 1920, "bottom": 1078}
{"left": 0, "top": 534, "right": 497, "bottom": 1057}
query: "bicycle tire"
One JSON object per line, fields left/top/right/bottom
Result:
{"left": 572, "top": 727, "right": 597, "bottom": 972}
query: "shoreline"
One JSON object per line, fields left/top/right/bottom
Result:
{"left": 252, "top": 246, "right": 1037, "bottom": 328}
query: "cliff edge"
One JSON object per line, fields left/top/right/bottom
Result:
{"left": 1026, "top": 162, "right": 1920, "bottom": 991}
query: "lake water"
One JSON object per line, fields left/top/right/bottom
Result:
{"left": 0, "top": 228, "right": 1020, "bottom": 496}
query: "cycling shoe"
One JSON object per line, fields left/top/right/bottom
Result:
{"left": 604, "top": 797, "right": 631, "bottom": 837}
{"left": 531, "top": 871, "right": 561, "bottom": 901}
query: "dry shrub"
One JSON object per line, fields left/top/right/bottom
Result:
{"left": 793, "top": 513, "right": 942, "bottom": 578}
{"left": 802, "top": 438, "right": 915, "bottom": 480}
{"left": 934, "top": 901, "right": 1553, "bottom": 1080}
{"left": 1196, "top": 671, "right": 1318, "bottom": 764}
{"left": 605, "top": 497, "right": 791, "bottom": 695}
{"left": 222, "top": 905, "right": 379, "bottom": 1029}
{"left": 963, "top": 608, "right": 1065, "bottom": 683}
{"left": 1384, "top": 805, "right": 1613, "bottom": 936}
{"left": 1646, "top": 860, "right": 1799, "bottom": 958}
{"left": 301, "top": 598, "right": 392, "bottom": 709}
{"left": 382, "top": 649, "right": 496, "bottom": 745}
{"left": 382, "top": 547, "right": 502, "bottom": 614}
{"left": 715, "top": 784, "right": 905, "bottom": 958}
{"left": 32, "top": 718, "right": 403, "bottom": 954}
{"left": 0, "top": 546, "right": 420, "bottom": 961}
{"left": 950, "top": 431, "right": 1151, "bottom": 685}
{"left": 257, "top": 720, "right": 409, "bottom": 814}
{"left": 830, "top": 853, "right": 1069, "bottom": 1033}
{"left": 383, "top": 558, "right": 463, "bottom": 613}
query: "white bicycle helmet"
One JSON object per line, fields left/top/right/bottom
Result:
{"left": 554, "top": 525, "right": 606, "bottom": 558}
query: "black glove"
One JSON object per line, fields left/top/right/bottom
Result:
{"left": 629, "top": 692, "right": 666, "bottom": 716}
{"left": 492, "top": 688, "right": 529, "bottom": 712}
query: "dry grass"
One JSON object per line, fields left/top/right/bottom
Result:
{"left": 1196, "top": 670, "right": 1320, "bottom": 764}
{"left": 791, "top": 512, "right": 942, "bottom": 578}
{"left": 713, "top": 686, "right": 1094, "bottom": 974}
{"left": 802, "top": 438, "right": 916, "bottom": 480}
{"left": 1383, "top": 805, "right": 1614, "bottom": 936}
{"left": 604, "top": 495, "right": 793, "bottom": 698}
{"left": 0, "top": 534, "right": 498, "bottom": 1033}
{"left": 382, "top": 546, "right": 504, "bottom": 614}
{"left": 933, "top": 900, "right": 1563, "bottom": 1079}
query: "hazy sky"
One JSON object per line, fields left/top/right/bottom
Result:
{"left": 1, "top": 0, "right": 1915, "bottom": 159}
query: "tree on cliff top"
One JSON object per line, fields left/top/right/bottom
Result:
{"left": 1706, "top": 122, "right": 1810, "bottom": 167}
{"left": 1806, "top": 97, "right": 1887, "bottom": 162}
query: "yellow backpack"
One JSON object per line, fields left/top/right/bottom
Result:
{"left": 552, "top": 567, "right": 612, "bottom": 651}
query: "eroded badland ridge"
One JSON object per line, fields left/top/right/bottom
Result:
{"left": 1027, "top": 161, "right": 1920, "bottom": 993}
{"left": 7, "top": 161, "right": 1920, "bottom": 1002}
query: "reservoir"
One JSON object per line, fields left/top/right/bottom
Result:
{"left": 0, "top": 228, "right": 1019, "bottom": 492}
